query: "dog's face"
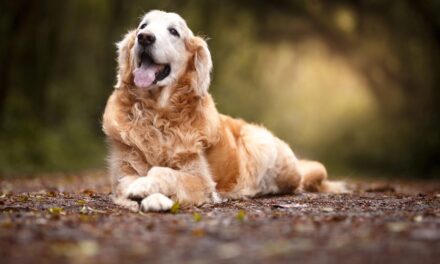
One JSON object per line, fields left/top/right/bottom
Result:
{"left": 134, "top": 10, "right": 193, "bottom": 88}
{"left": 116, "top": 10, "right": 212, "bottom": 96}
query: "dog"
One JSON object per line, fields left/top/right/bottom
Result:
{"left": 102, "top": 10, "right": 347, "bottom": 212}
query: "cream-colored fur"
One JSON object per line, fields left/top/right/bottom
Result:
{"left": 102, "top": 10, "right": 348, "bottom": 212}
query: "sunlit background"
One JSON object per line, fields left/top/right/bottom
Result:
{"left": 0, "top": 0, "right": 439, "bottom": 178}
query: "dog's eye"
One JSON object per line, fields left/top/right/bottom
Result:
{"left": 168, "top": 27, "right": 180, "bottom": 37}
{"left": 139, "top": 23, "right": 147, "bottom": 29}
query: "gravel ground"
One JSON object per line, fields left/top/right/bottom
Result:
{"left": 1, "top": 171, "right": 439, "bottom": 264}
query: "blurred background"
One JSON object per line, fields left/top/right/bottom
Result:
{"left": 0, "top": 0, "right": 439, "bottom": 178}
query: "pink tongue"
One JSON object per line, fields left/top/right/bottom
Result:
{"left": 133, "top": 64, "right": 160, "bottom": 88}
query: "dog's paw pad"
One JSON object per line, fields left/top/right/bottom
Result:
{"left": 141, "top": 193, "right": 174, "bottom": 212}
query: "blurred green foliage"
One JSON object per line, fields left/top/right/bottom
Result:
{"left": 0, "top": 0, "right": 439, "bottom": 177}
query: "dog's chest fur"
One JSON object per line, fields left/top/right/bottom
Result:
{"left": 117, "top": 89, "right": 212, "bottom": 172}
{"left": 131, "top": 106, "right": 203, "bottom": 165}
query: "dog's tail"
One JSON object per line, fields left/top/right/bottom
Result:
{"left": 298, "top": 160, "right": 349, "bottom": 193}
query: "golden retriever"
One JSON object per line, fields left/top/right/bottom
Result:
{"left": 102, "top": 10, "right": 347, "bottom": 212}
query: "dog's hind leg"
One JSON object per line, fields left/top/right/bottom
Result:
{"left": 254, "top": 136, "right": 348, "bottom": 195}
{"left": 272, "top": 139, "right": 303, "bottom": 194}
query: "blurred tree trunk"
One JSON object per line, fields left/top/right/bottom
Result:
{"left": 0, "top": 1, "right": 32, "bottom": 124}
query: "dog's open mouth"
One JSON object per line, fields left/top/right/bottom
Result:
{"left": 133, "top": 53, "right": 171, "bottom": 88}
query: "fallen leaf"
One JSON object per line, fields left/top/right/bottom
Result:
{"left": 193, "top": 212, "right": 202, "bottom": 222}
{"left": 17, "top": 195, "right": 29, "bottom": 202}
{"left": 170, "top": 202, "right": 180, "bottom": 214}
{"left": 80, "top": 206, "right": 88, "bottom": 214}
{"left": 46, "top": 191, "right": 57, "bottom": 197}
{"left": 236, "top": 210, "right": 246, "bottom": 222}
{"left": 48, "top": 207, "right": 65, "bottom": 216}
{"left": 82, "top": 189, "right": 98, "bottom": 197}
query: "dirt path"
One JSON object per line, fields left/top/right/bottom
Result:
{"left": 1, "top": 171, "right": 440, "bottom": 264}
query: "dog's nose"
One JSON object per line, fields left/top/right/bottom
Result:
{"left": 137, "top": 33, "right": 156, "bottom": 46}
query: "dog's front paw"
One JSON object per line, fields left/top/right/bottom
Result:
{"left": 113, "top": 196, "right": 140, "bottom": 212}
{"left": 211, "top": 192, "right": 227, "bottom": 203}
{"left": 126, "top": 177, "right": 160, "bottom": 200}
{"left": 141, "top": 193, "right": 174, "bottom": 212}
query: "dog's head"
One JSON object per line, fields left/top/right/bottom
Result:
{"left": 115, "top": 10, "right": 212, "bottom": 96}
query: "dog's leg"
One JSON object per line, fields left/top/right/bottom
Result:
{"left": 271, "top": 138, "right": 348, "bottom": 194}
{"left": 126, "top": 158, "right": 217, "bottom": 212}
{"left": 234, "top": 125, "right": 302, "bottom": 197}
{"left": 112, "top": 175, "right": 141, "bottom": 212}
{"left": 272, "top": 138, "right": 303, "bottom": 193}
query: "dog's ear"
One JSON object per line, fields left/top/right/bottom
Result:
{"left": 189, "top": 37, "right": 212, "bottom": 96}
{"left": 115, "top": 30, "right": 136, "bottom": 89}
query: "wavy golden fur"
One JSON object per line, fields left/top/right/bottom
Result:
{"left": 102, "top": 10, "right": 347, "bottom": 212}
